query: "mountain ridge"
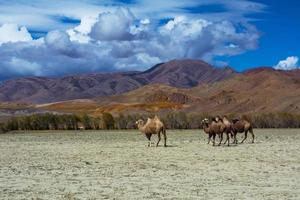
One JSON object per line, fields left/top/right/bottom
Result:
{"left": 38, "top": 69, "right": 300, "bottom": 115}
{"left": 0, "top": 59, "right": 236, "bottom": 103}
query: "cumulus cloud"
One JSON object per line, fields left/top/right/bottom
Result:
{"left": 90, "top": 8, "right": 136, "bottom": 41}
{"left": 274, "top": 56, "right": 299, "bottom": 70}
{"left": 157, "top": 16, "right": 259, "bottom": 60}
{"left": 0, "top": 0, "right": 266, "bottom": 33}
{"left": 0, "top": 7, "right": 261, "bottom": 80}
{"left": 67, "top": 16, "right": 97, "bottom": 43}
{"left": 0, "top": 24, "right": 32, "bottom": 45}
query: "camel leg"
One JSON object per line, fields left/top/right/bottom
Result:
{"left": 232, "top": 131, "right": 238, "bottom": 144}
{"left": 146, "top": 133, "right": 152, "bottom": 147}
{"left": 241, "top": 130, "right": 248, "bottom": 144}
{"left": 212, "top": 134, "right": 216, "bottom": 146}
{"left": 162, "top": 129, "right": 167, "bottom": 147}
{"left": 207, "top": 134, "right": 212, "bottom": 144}
{"left": 218, "top": 133, "right": 223, "bottom": 146}
{"left": 231, "top": 131, "right": 236, "bottom": 144}
{"left": 226, "top": 132, "right": 230, "bottom": 146}
{"left": 250, "top": 128, "right": 255, "bottom": 143}
{"left": 156, "top": 132, "right": 161, "bottom": 147}
{"left": 223, "top": 132, "right": 228, "bottom": 144}
{"left": 228, "top": 133, "right": 230, "bottom": 146}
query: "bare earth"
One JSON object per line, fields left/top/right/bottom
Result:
{"left": 0, "top": 129, "right": 299, "bottom": 200}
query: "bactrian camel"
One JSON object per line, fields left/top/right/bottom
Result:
{"left": 136, "top": 116, "right": 167, "bottom": 147}
{"left": 201, "top": 118, "right": 224, "bottom": 146}
{"left": 231, "top": 118, "right": 255, "bottom": 144}
{"left": 215, "top": 116, "right": 232, "bottom": 146}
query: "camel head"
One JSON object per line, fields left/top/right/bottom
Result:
{"left": 232, "top": 118, "right": 240, "bottom": 124}
{"left": 214, "top": 115, "right": 221, "bottom": 122}
{"left": 201, "top": 118, "right": 210, "bottom": 126}
{"left": 135, "top": 119, "right": 145, "bottom": 128}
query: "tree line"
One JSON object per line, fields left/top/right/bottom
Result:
{"left": 1, "top": 112, "right": 300, "bottom": 133}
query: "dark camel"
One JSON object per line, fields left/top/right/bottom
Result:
{"left": 202, "top": 118, "right": 224, "bottom": 146}
{"left": 231, "top": 118, "right": 255, "bottom": 144}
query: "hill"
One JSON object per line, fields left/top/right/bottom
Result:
{"left": 0, "top": 59, "right": 235, "bottom": 103}
{"left": 37, "top": 68, "right": 300, "bottom": 115}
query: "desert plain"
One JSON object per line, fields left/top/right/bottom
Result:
{"left": 0, "top": 129, "right": 299, "bottom": 200}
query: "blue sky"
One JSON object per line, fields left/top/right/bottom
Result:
{"left": 0, "top": 0, "right": 299, "bottom": 80}
{"left": 228, "top": 0, "right": 300, "bottom": 71}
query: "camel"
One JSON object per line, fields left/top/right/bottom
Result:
{"left": 201, "top": 118, "right": 225, "bottom": 146}
{"left": 136, "top": 116, "right": 167, "bottom": 147}
{"left": 231, "top": 118, "right": 254, "bottom": 144}
{"left": 215, "top": 116, "right": 232, "bottom": 146}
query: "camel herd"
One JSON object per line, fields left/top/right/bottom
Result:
{"left": 136, "top": 115, "right": 254, "bottom": 147}
{"left": 202, "top": 116, "right": 254, "bottom": 146}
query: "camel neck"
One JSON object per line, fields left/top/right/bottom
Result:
{"left": 138, "top": 124, "right": 145, "bottom": 132}
{"left": 203, "top": 124, "right": 210, "bottom": 133}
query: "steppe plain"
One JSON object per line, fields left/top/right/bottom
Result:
{"left": 0, "top": 129, "right": 299, "bottom": 199}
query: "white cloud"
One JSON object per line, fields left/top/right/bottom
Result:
{"left": 0, "top": 6, "right": 261, "bottom": 80}
{"left": 158, "top": 17, "right": 259, "bottom": 60}
{"left": 140, "top": 18, "right": 150, "bottom": 25}
{"left": 89, "top": 7, "right": 135, "bottom": 41}
{"left": 67, "top": 16, "right": 97, "bottom": 43}
{"left": 0, "top": 24, "right": 32, "bottom": 45}
{"left": 0, "top": 0, "right": 266, "bottom": 32}
{"left": 274, "top": 56, "right": 299, "bottom": 70}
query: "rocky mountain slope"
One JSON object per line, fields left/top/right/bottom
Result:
{"left": 38, "top": 68, "right": 300, "bottom": 115}
{"left": 0, "top": 59, "right": 236, "bottom": 103}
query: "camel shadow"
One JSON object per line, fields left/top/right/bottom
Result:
{"left": 147, "top": 144, "right": 178, "bottom": 148}
{"left": 164, "top": 144, "right": 178, "bottom": 148}
{"left": 222, "top": 144, "right": 239, "bottom": 148}
{"left": 210, "top": 144, "right": 239, "bottom": 148}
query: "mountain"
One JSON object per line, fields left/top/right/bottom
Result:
{"left": 38, "top": 68, "right": 300, "bottom": 115}
{"left": 0, "top": 73, "right": 143, "bottom": 103}
{"left": 185, "top": 67, "right": 300, "bottom": 114}
{"left": 136, "top": 59, "right": 236, "bottom": 88}
{"left": 0, "top": 59, "right": 236, "bottom": 103}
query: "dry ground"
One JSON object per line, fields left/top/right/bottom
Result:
{"left": 0, "top": 129, "right": 299, "bottom": 200}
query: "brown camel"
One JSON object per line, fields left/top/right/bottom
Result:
{"left": 231, "top": 118, "right": 255, "bottom": 144}
{"left": 201, "top": 118, "right": 224, "bottom": 146}
{"left": 214, "top": 116, "right": 232, "bottom": 146}
{"left": 136, "top": 116, "right": 167, "bottom": 147}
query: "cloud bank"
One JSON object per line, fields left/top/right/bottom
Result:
{"left": 0, "top": 2, "right": 263, "bottom": 80}
{"left": 274, "top": 56, "right": 299, "bottom": 70}
{"left": 0, "top": 0, "right": 267, "bottom": 32}
{"left": 0, "top": 24, "right": 32, "bottom": 45}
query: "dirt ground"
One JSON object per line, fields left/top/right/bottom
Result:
{"left": 0, "top": 129, "right": 299, "bottom": 200}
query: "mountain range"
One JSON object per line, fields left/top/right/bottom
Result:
{"left": 0, "top": 60, "right": 235, "bottom": 103}
{"left": 1, "top": 59, "right": 299, "bottom": 116}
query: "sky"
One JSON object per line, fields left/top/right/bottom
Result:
{"left": 0, "top": 0, "right": 299, "bottom": 80}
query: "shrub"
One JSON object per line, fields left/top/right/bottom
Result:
{"left": 1, "top": 112, "right": 300, "bottom": 132}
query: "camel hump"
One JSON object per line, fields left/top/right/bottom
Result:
{"left": 153, "top": 116, "right": 163, "bottom": 123}
{"left": 244, "top": 120, "right": 251, "bottom": 128}
{"left": 146, "top": 118, "right": 153, "bottom": 125}
{"left": 222, "top": 117, "right": 231, "bottom": 125}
